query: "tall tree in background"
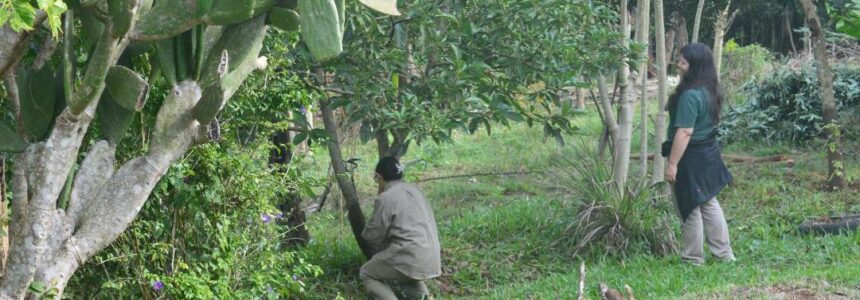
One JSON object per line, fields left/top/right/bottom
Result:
{"left": 692, "top": 0, "right": 706, "bottom": 43}
{"left": 636, "top": 0, "right": 652, "bottom": 183}
{"left": 613, "top": 0, "right": 635, "bottom": 191}
{"left": 798, "top": 0, "right": 846, "bottom": 190}
{"left": 653, "top": 0, "right": 669, "bottom": 183}
{"left": 713, "top": 0, "right": 739, "bottom": 76}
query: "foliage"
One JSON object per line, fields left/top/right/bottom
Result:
{"left": 720, "top": 63, "right": 860, "bottom": 143}
{"left": 551, "top": 142, "right": 677, "bottom": 258}
{"left": 311, "top": 0, "right": 628, "bottom": 153}
{"left": 720, "top": 40, "right": 773, "bottom": 103}
{"left": 829, "top": 0, "right": 860, "bottom": 38}
{"left": 0, "top": 0, "right": 66, "bottom": 36}
{"left": 67, "top": 138, "right": 322, "bottom": 299}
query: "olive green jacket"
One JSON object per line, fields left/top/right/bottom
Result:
{"left": 362, "top": 180, "right": 441, "bottom": 280}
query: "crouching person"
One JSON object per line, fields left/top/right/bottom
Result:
{"left": 360, "top": 157, "right": 441, "bottom": 300}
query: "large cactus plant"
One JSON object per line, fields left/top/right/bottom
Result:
{"left": 0, "top": 0, "right": 399, "bottom": 297}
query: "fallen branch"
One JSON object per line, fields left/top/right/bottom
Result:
{"left": 632, "top": 153, "right": 793, "bottom": 164}
{"left": 415, "top": 170, "right": 543, "bottom": 183}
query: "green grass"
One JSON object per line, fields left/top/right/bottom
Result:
{"left": 296, "top": 103, "right": 860, "bottom": 299}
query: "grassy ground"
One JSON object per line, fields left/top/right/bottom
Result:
{"left": 294, "top": 103, "right": 860, "bottom": 299}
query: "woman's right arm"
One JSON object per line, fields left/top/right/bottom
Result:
{"left": 665, "top": 127, "right": 693, "bottom": 184}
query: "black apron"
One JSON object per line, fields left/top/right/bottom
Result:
{"left": 672, "top": 139, "right": 733, "bottom": 221}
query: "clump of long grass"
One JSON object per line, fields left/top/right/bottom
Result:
{"left": 551, "top": 142, "right": 677, "bottom": 257}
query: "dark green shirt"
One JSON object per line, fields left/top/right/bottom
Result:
{"left": 668, "top": 87, "right": 715, "bottom": 142}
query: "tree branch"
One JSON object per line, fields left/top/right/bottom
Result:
{"left": 2, "top": 72, "right": 26, "bottom": 138}
{"left": 67, "top": 141, "right": 117, "bottom": 226}
{"left": 0, "top": 11, "right": 47, "bottom": 78}
{"left": 33, "top": 34, "right": 58, "bottom": 70}
{"left": 415, "top": 170, "right": 543, "bottom": 183}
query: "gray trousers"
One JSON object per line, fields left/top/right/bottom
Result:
{"left": 360, "top": 258, "right": 429, "bottom": 300}
{"left": 676, "top": 197, "right": 735, "bottom": 264}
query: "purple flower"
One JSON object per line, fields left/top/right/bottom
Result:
{"left": 152, "top": 280, "right": 164, "bottom": 291}
{"left": 275, "top": 213, "right": 284, "bottom": 219}
{"left": 299, "top": 106, "right": 307, "bottom": 114}
{"left": 261, "top": 213, "right": 272, "bottom": 223}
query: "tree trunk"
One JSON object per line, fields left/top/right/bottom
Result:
{"left": 614, "top": 0, "right": 635, "bottom": 191}
{"left": 636, "top": 0, "right": 652, "bottom": 184}
{"left": 652, "top": 0, "right": 669, "bottom": 183}
{"left": 672, "top": 12, "right": 688, "bottom": 61}
{"left": 597, "top": 75, "right": 620, "bottom": 146}
{"left": 0, "top": 12, "right": 272, "bottom": 298}
{"left": 713, "top": 2, "right": 738, "bottom": 77}
{"left": 799, "top": 0, "right": 846, "bottom": 190}
{"left": 692, "top": 0, "right": 705, "bottom": 43}
{"left": 375, "top": 128, "right": 408, "bottom": 159}
{"left": 785, "top": 12, "right": 798, "bottom": 54}
{"left": 320, "top": 98, "right": 375, "bottom": 258}
{"left": 0, "top": 155, "right": 7, "bottom": 273}
{"left": 575, "top": 88, "right": 586, "bottom": 110}
{"left": 665, "top": 27, "right": 676, "bottom": 65}
{"left": 0, "top": 12, "right": 46, "bottom": 78}
{"left": 269, "top": 130, "right": 310, "bottom": 247}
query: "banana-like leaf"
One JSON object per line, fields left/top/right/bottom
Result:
{"left": 96, "top": 93, "right": 136, "bottom": 144}
{"left": 269, "top": 7, "right": 300, "bottom": 31}
{"left": 133, "top": 0, "right": 196, "bottom": 40}
{"left": 335, "top": 0, "right": 345, "bottom": 33}
{"left": 105, "top": 66, "right": 149, "bottom": 111}
{"left": 253, "top": 0, "right": 276, "bottom": 15}
{"left": 192, "top": 80, "right": 225, "bottom": 125}
{"left": 0, "top": 123, "right": 27, "bottom": 153}
{"left": 204, "top": 0, "right": 254, "bottom": 25}
{"left": 299, "top": 0, "right": 342, "bottom": 61}
{"left": 220, "top": 17, "right": 267, "bottom": 98}
{"left": 201, "top": 16, "right": 266, "bottom": 87}
{"left": 18, "top": 66, "right": 57, "bottom": 140}
{"left": 358, "top": 0, "right": 401, "bottom": 16}
{"left": 108, "top": 0, "right": 134, "bottom": 37}
{"left": 79, "top": 8, "right": 104, "bottom": 50}
{"left": 154, "top": 38, "right": 177, "bottom": 85}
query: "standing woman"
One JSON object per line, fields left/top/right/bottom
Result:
{"left": 662, "top": 43, "right": 735, "bottom": 265}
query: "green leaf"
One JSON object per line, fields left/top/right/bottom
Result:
{"left": 0, "top": 122, "right": 27, "bottom": 153}
{"left": 96, "top": 92, "right": 135, "bottom": 144}
{"left": 205, "top": 0, "right": 254, "bottom": 25}
{"left": 467, "top": 117, "right": 480, "bottom": 134}
{"left": 359, "top": 122, "right": 374, "bottom": 143}
{"left": 299, "top": 0, "right": 342, "bottom": 61}
{"left": 269, "top": 7, "right": 300, "bottom": 32}
{"left": 18, "top": 66, "right": 57, "bottom": 140}
{"left": 105, "top": 66, "right": 149, "bottom": 111}
{"left": 9, "top": 0, "right": 36, "bottom": 32}
{"left": 292, "top": 131, "right": 308, "bottom": 145}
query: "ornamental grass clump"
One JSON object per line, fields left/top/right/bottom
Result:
{"left": 551, "top": 142, "right": 677, "bottom": 257}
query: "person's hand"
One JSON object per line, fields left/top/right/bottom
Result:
{"left": 665, "top": 164, "right": 677, "bottom": 184}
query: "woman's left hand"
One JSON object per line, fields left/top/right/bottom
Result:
{"left": 665, "top": 164, "right": 677, "bottom": 184}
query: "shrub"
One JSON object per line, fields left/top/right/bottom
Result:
{"left": 550, "top": 143, "right": 677, "bottom": 257}
{"left": 66, "top": 140, "right": 322, "bottom": 299}
{"left": 720, "top": 40, "right": 774, "bottom": 104}
{"left": 720, "top": 63, "right": 860, "bottom": 143}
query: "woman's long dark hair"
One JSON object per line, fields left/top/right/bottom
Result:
{"left": 666, "top": 43, "right": 724, "bottom": 123}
